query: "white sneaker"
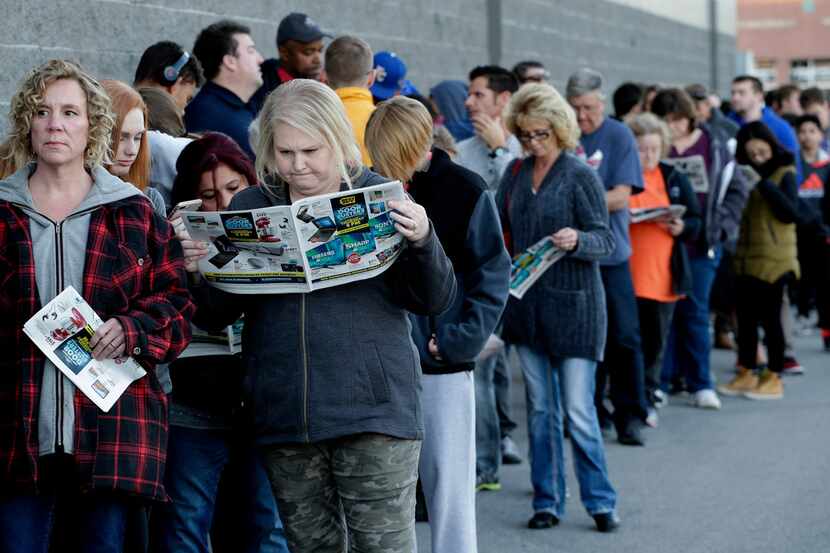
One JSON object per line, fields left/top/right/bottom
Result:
{"left": 692, "top": 389, "right": 721, "bottom": 410}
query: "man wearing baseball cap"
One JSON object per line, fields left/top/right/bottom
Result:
{"left": 251, "top": 12, "right": 330, "bottom": 112}
{"left": 370, "top": 51, "right": 408, "bottom": 103}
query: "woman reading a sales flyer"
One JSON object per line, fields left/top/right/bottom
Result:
{"left": 0, "top": 59, "right": 192, "bottom": 552}
{"left": 496, "top": 83, "right": 619, "bottom": 532}
{"left": 183, "top": 79, "right": 455, "bottom": 553}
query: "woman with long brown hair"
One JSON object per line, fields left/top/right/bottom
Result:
{"left": 101, "top": 80, "right": 166, "bottom": 215}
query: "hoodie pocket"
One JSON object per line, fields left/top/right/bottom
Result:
{"left": 354, "top": 342, "right": 391, "bottom": 406}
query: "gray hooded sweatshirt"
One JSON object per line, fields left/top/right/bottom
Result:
{"left": 0, "top": 163, "right": 141, "bottom": 455}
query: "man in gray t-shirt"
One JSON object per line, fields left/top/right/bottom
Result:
{"left": 455, "top": 65, "right": 523, "bottom": 488}
{"left": 456, "top": 66, "right": 522, "bottom": 193}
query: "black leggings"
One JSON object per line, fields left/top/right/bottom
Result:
{"left": 736, "top": 275, "right": 789, "bottom": 373}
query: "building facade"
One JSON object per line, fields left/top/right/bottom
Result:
{"left": 738, "top": 0, "right": 830, "bottom": 88}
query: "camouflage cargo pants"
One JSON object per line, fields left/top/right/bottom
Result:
{"left": 260, "top": 433, "right": 421, "bottom": 553}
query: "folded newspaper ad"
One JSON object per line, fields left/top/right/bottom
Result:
{"left": 510, "top": 236, "right": 566, "bottom": 300}
{"left": 180, "top": 181, "right": 406, "bottom": 294}
{"left": 179, "top": 318, "right": 243, "bottom": 359}
{"left": 662, "top": 155, "right": 710, "bottom": 194}
{"left": 23, "top": 286, "right": 147, "bottom": 412}
{"left": 630, "top": 204, "right": 687, "bottom": 224}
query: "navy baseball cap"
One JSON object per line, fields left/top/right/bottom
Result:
{"left": 277, "top": 13, "right": 330, "bottom": 46}
{"left": 370, "top": 51, "right": 407, "bottom": 100}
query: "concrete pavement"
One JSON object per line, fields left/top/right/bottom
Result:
{"left": 416, "top": 332, "right": 830, "bottom": 553}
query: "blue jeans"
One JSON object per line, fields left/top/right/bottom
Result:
{"left": 517, "top": 346, "right": 617, "bottom": 518}
{"left": 0, "top": 491, "right": 128, "bottom": 553}
{"left": 475, "top": 350, "right": 501, "bottom": 479}
{"left": 156, "top": 425, "right": 289, "bottom": 553}
{"left": 661, "top": 248, "right": 722, "bottom": 393}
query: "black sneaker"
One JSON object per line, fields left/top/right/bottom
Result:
{"left": 616, "top": 419, "right": 645, "bottom": 447}
{"left": 527, "top": 511, "right": 559, "bottom": 529}
{"left": 593, "top": 512, "right": 620, "bottom": 532}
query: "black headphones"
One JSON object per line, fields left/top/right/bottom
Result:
{"left": 163, "top": 51, "right": 191, "bottom": 83}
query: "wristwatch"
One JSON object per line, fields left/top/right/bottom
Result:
{"left": 489, "top": 146, "right": 508, "bottom": 158}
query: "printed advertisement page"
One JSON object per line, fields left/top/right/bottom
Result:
{"left": 179, "top": 318, "right": 243, "bottom": 359}
{"left": 663, "top": 155, "right": 710, "bottom": 193}
{"left": 630, "top": 204, "right": 687, "bottom": 224}
{"left": 181, "top": 205, "right": 309, "bottom": 294}
{"left": 510, "top": 236, "right": 566, "bottom": 300}
{"left": 23, "top": 287, "right": 147, "bottom": 412}
{"left": 291, "top": 181, "right": 406, "bottom": 289}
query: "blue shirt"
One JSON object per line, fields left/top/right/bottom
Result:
{"left": 730, "top": 107, "right": 803, "bottom": 183}
{"left": 184, "top": 81, "right": 257, "bottom": 159}
{"left": 579, "top": 117, "right": 644, "bottom": 265}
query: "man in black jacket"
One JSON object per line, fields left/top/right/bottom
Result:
{"left": 409, "top": 149, "right": 511, "bottom": 553}
{"left": 251, "top": 12, "right": 330, "bottom": 112}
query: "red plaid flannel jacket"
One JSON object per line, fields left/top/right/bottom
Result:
{"left": 0, "top": 195, "right": 193, "bottom": 501}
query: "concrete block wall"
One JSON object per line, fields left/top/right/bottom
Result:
{"left": 0, "top": 0, "right": 735, "bottom": 130}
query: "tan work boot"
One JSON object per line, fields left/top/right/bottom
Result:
{"left": 717, "top": 366, "right": 759, "bottom": 397}
{"left": 744, "top": 370, "right": 784, "bottom": 400}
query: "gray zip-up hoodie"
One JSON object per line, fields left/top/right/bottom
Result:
{"left": 0, "top": 163, "right": 141, "bottom": 455}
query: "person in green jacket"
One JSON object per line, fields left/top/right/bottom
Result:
{"left": 719, "top": 121, "right": 800, "bottom": 400}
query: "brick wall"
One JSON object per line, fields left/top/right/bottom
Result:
{"left": 0, "top": 0, "right": 735, "bottom": 129}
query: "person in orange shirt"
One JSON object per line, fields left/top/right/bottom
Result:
{"left": 324, "top": 35, "right": 376, "bottom": 165}
{"left": 627, "top": 113, "right": 702, "bottom": 426}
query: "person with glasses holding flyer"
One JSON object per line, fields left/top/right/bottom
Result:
{"left": 496, "top": 82, "right": 619, "bottom": 533}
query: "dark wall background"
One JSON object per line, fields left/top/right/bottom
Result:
{"left": 0, "top": 0, "right": 736, "bottom": 129}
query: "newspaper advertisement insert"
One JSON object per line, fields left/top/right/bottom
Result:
{"left": 662, "top": 154, "right": 710, "bottom": 194}
{"left": 630, "top": 204, "right": 687, "bottom": 224}
{"left": 23, "top": 286, "right": 147, "bottom": 412}
{"left": 510, "top": 236, "right": 566, "bottom": 300}
{"left": 181, "top": 181, "right": 406, "bottom": 294}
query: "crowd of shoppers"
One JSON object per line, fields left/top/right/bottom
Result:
{"left": 0, "top": 9, "right": 828, "bottom": 553}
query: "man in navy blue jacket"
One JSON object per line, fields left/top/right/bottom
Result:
{"left": 185, "top": 20, "right": 264, "bottom": 159}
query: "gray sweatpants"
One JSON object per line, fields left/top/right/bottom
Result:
{"left": 416, "top": 371, "right": 478, "bottom": 553}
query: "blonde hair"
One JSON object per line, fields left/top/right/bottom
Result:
{"left": 255, "top": 79, "right": 362, "bottom": 191}
{"left": 365, "top": 96, "right": 433, "bottom": 183}
{"left": 504, "top": 83, "right": 580, "bottom": 151}
{"left": 627, "top": 112, "right": 671, "bottom": 157}
{"left": 5, "top": 59, "right": 114, "bottom": 170}
{"left": 102, "top": 80, "right": 150, "bottom": 190}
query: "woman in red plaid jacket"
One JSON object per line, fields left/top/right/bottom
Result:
{"left": 0, "top": 60, "right": 193, "bottom": 552}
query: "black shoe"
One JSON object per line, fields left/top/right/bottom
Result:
{"left": 824, "top": 335, "right": 830, "bottom": 352}
{"left": 593, "top": 512, "right": 620, "bottom": 532}
{"left": 527, "top": 512, "right": 559, "bottom": 529}
{"left": 616, "top": 419, "right": 645, "bottom": 446}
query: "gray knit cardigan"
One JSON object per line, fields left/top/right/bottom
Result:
{"left": 496, "top": 152, "right": 615, "bottom": 362}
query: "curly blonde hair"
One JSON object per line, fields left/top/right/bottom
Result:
{"left": 5, "top": 59, "right": 115, "bottom": 170}
{"left": 504, "top": 83, "right": 580, "bottom": 151}
{"left": 255, "top": 79, "right": 362, "bottom": 191}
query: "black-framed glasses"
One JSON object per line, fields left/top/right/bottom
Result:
{"left": 517, "top": 129, "right": 552, "bottom": 144}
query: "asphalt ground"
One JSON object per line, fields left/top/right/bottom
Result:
{"left": 416, "top": 331, "right": 830, "bottom": 553}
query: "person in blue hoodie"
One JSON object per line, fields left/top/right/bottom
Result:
{"left": 366, "top": 96, "right": 511, "bottom": 553}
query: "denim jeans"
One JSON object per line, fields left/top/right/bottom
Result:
{"left": 475, "top": 352, "right": 501, "bottom": 479}
{"left": 517, "top": 346, "right": 617, "bottom": 518}
{"left": 661, "top": 247, "right": 722, "bottom": 393}
{"left": 0, "top": 490, "right": 128, "bottom": 553}
{"left": 156, "top": 425, "right": 288, "bottom": 553}
{"left": 494, "top": 346, "right": 518, "bottom": 437}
